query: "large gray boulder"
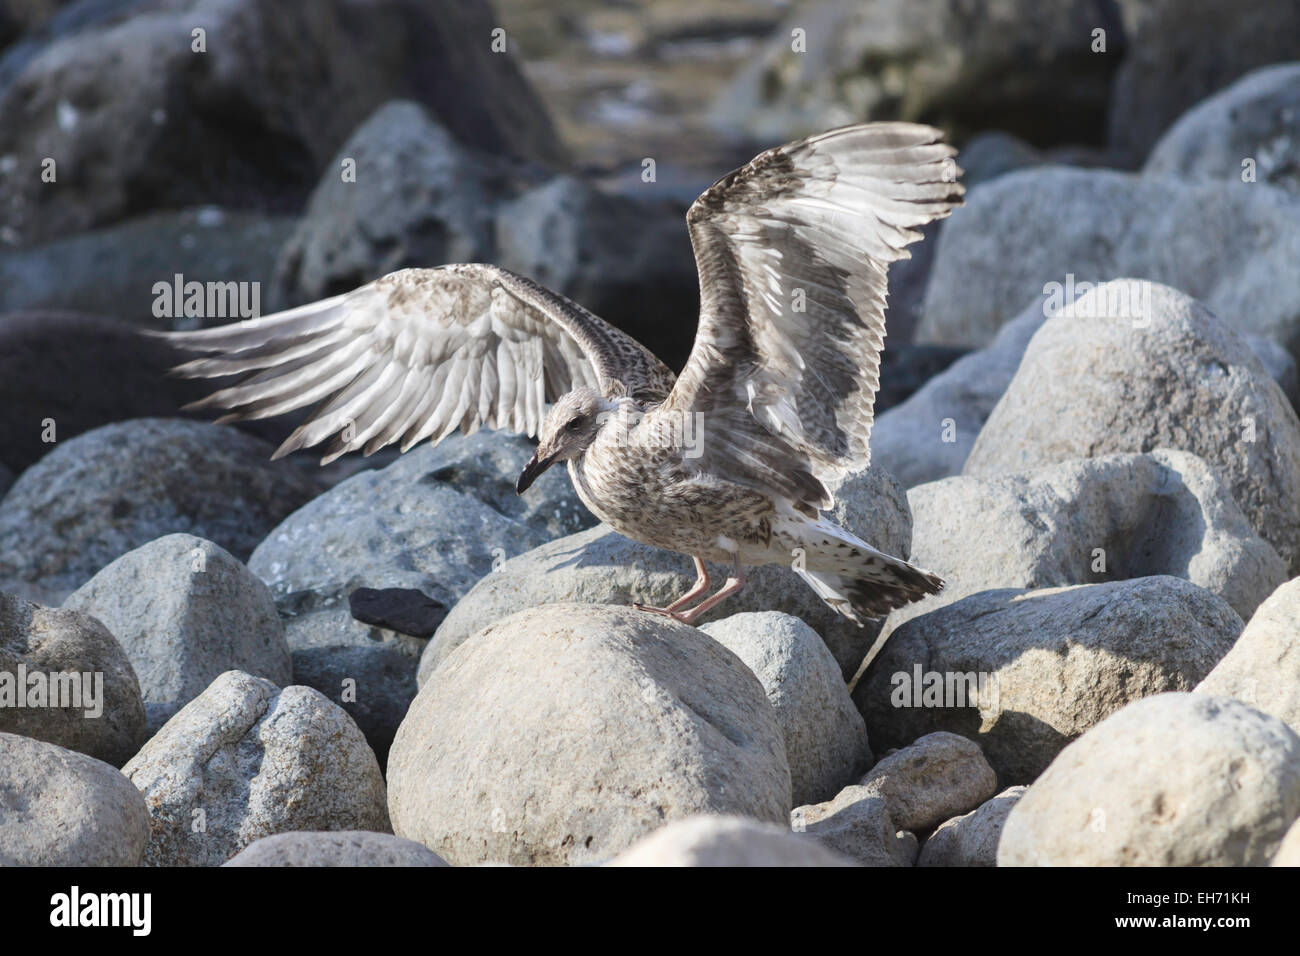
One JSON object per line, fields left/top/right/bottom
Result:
{"left": 1275, "top": 818, "right": 1300, "bottom": 867}
{"left": 964, "top": 282, "right": 1300, "bottom": 573}
{"left": 999, "top": 694, "right": 1300, "bottom": 866}
{"left": 1143, "top": 63, "right": 1300, "bottom": 195}
{"left": 858, "top": 731, "right": 999, "bottom": 832}
{"left": 0, "top": 591, "right": 145, "bottom": 766}
{"left": 1107, "top": 0, "right": 1300, "bottom": 166}
{"left": 917, "top": 786, "right": 1025, "bottom": 867}
{"left": 65, "top": 534, "right": 292, "bottom": 736}
{"left": 916, "top": 173, "right": 1300, "bottom": 357}
{"left": 1196, "top": 578, "right": 1300, "bottom": 737}
{"left": 123, "top": 671, "right": 389, "bottom": 867}
{"left": 423, "top": 463, "right": 913, "bottom": 682}
{"left": 388, "top": 604, "right": 791, "bottom": 866}
{"left": 0, "top": 418, "right": 321, "bottom": 605}
{"left": 0, "top": 732, "right": 150, "bottom": 866}
{"left": 893, "top": 450, "right": 1286, "bottom": 630}
{"left": 855, "top": 576, "right": 1243, "bottom": 783}
{"left": 248, "top": 432, "right": 590, "bottom": 761}
{"left": 700, "top": 611, "right": 871, "bottom": 806}
{"left": 608, "top": 815, "right": 858, "bottom": 867}
{"left": 0, "top": 0, "right": 564, "bottom": 244}
{"left": 224, "top": 831, "right": 447, "bottom": 867}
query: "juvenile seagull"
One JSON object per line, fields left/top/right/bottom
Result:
{"left": 162, "top": 123, "right": 961, "bottom": 625}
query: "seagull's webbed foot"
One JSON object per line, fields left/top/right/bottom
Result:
{"left": 633, "top": 556, "right": 746, "bottom": 626}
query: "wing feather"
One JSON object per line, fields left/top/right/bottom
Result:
{"left": 663, "top": 122, "right": 963, "bottom": 511}
{"left": 156, "top": 263, "right": 676, "bottom": 463}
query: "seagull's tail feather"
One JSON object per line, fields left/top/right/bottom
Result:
{"left": 789, "top": 518, "right": 943, "bottom": 627}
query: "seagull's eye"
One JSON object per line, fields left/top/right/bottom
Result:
{"left": 565, "top": 417, "right": 584, "bottom": 432}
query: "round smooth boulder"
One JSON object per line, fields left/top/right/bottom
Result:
{"left": 223, "top": 831, "right": 447, "bottom": 867}
{"left": 123, "top": 671, "right": 389, "bottom": 867}
{"left": 963, "top": 281, "right": 1300, "bottom": 573}
{"left": 0, "top": 732, "right": 150, "bottom": 866}
{"left": 700, "top": 611, "right": 871, "bottom": 807}
{"left": 918, "top": 786, "right": 1025, "bottom": 868}
{"left": 388, "top": 604, "right": 792, "bottom": 866}
{"left": 999, "top": 694, "right": 1300, "bottom": 866}
{"left": 0, "top": 591, "right": 145, "bottom": 766}
{"left": 856, "top": 576, "right": 1244, "bottom": 783}
{"left": 65, "top": 534, "right": 292, "bottom": 736}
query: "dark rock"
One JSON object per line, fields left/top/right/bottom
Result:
{"left": 875, "top": 343, "right": 969, "bottom": 415}
{"left": 0, "top": 0, "right": 566, "bottom": 244}
{"left": 349, "top": 587, "right": 446, "bottom": 639}
{"left": 1108, "top": 0, "right": 1300, "bottom": 165}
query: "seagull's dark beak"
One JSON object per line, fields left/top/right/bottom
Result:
{"left": 515, "top": 451, "right": 558, "bottom": 495}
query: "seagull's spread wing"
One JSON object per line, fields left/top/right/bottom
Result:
{"left": 160, "top": 263, "right": 676, "bottom": 463}
{"left": 662, "top": 122, "right": 964, "bottom": 513}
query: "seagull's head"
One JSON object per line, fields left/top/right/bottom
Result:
{"left": 516, "top": 386, "right": 613, "bottom": 494}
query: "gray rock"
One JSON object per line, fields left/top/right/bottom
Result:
{"left": 859, "top": 731, "right": 999, "bottom": 832}
{"left": 1274, "top": 817, "right": 1300, "bottom": 866}
{"left": 0, "top": 0, "right": 564, "bottom": 244}
{"left": 1196, "top": 578, "right": 1300, "bottom": 737}
{"left": 64, "top": 534, "right": 292, "bottom": 736}
{"left": 0, "top": 211, "right": 295, "bottom": 329}
{"left": 1107, "top": 0, "right": 1300, "bottom": 166}
{"left": 123, "top": 670, "right": 389, "bottom": 867}
{"left": 0, "top": 418, "right": 321, "bottom": 605}
{"left": 424, "top": 463, "right": 913, "bottom": 682}
{"left": 0, "top": 591, "right": 145, "bottom": 765}
{"left": 0, "top": 732, "right": 149, "bottom": 866}
{"left": 248, "top": 432, "right": 590, "bottom": 762}
{"left": 957, "top": 131, "right": 1049, "bottom": 190}
{"left": 700, "top": 611, "right": 871, "bottom": 806}
{"left": 710, "top": 0, "right": 1121, "bottom": 148}
{"left": 855, "top": 576, "right": 1244, "bottom": 784}
{"left": 964, "top": 282, "right": 1300, "bottom": 573}
{"left": 918, "top": 786, "right": 1025, "bottom": 867}
{"left": 791, "top": 786, "right": 915, "bottom": 867}
{"left": 1144, "top": 63, "right": 1300, "bottom": 196}
{"left": 223, "top": 830, "right": 447, "bottom": 867}
{"left": 893, "top": 450, "right": 1286, "bottom": 630}
{"left": 608, "top": 815, "right": 858, "bottom": 867}
{"left": 388, "top": 604, "right": 791, "bottom": 866}
{"left": 999, "top": 693, "right": 1300, "bottom": 866}
{"left": 917, "top": 172, "right": 1300, "bottom": 358}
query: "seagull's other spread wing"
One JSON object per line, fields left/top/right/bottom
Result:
{"left": 662, "top": 122, "right": 964, "bottom": 514}
{"left": 159, "top": 263, "right": 676, "bottom": 463}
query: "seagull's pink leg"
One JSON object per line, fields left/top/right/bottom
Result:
{"left": 633, "top": 556, "right": 745, "bottom": 626}
{"left": 634, "top": 556, "right": 710, "bottom": 616}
